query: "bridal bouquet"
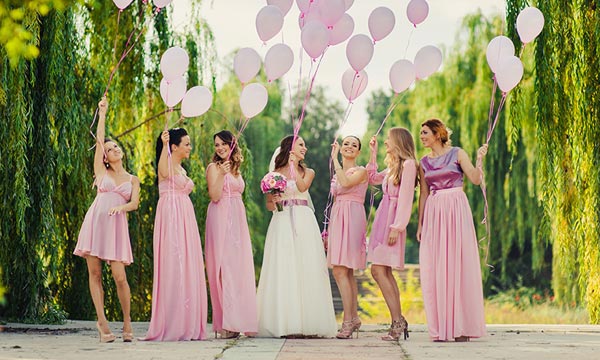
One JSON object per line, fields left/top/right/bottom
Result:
{"left": 260, "top": 172, "right": 287, "bottom": 211}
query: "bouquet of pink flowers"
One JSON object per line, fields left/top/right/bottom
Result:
{"left": 260, "top": 172, "right": 287, "bottom": 211}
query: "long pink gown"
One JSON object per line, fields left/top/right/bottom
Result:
{"left": 205, "top": 167, "right": 258, "bottom": 335}
{"left": 367, "top": 160, "right": 417, "bottom": 268}
{"left": 144, "top": 174, "right": 208, "bottom": 341}
{"left": 74, "top": 174, "right": 133, "bottom": 265}
{"left": 327, "top": 167, "right": 368, "bottom": 270}
{"left": 419, "top": 147, "right": 486, "bottom": 341}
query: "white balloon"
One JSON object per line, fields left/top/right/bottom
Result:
{"left": 160, "top": 47, "right": 189, "bottom": 82}
{"left": 267, "top": 0, "right": 294, "bottom": 16}
{"left": 414, "top": 45, "right": 442, "bottom": 79}
{"left": 256, "top": 5, "right": 284, "bottom": 42}
{"left": 329, "top": 13, "right": 354, "bottom": 46}
{"left": 112, "top": 0, "right": 133, "bottom": 10}
{"left": 301, "top": 20, "right": 330, "bottom": 59}
{"left": 265, "top": 43, "right": 294, "bottom": 82}
{"left": 240, "top": 83, "right": 268, "bottom": 118}
{"left": 389, "top": 59, "right": 415, "bottom": 93}
{"left": 346, "top": 34, "right": 374, "bottom": 72}
{"left": 516, "top": 7, "right": 545, "bottom": 44}
{"left": 153, "top": 0, "right": 173, "bottom": 8}
{"left": 343, "top": 0, "right": 354, "bottom": 11}
{"left": 160, "top": 76, "right": 187, "bottom": 108}
{"left": 368, "top": 7, "right": 395, "bottom": 42}
{"left": 406, "top": 0, "right": 429, "bottom": 26}
{"left": 486, "top": 36, "right": 515, "bottom": 74}
{"left": 318, "top": 0, "right": 345, "bottom": 26}
{"left": 298, "top": 7, "right": 322, "bottom": 29}
{"left": 495, "top": 56, "right": 523, "bottom": 93}
{"left": 181, "top": 86, "right": 213, "bottom": 118}
{"left": 233, "top": 48, "right": 262, "bottom": 84}
{"left": 341, "top": 68, "right": 368, "bottom": 101}
{"left": 296, "top": 0, "right": 314, "bottom": 13}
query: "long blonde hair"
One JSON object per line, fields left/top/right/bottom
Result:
{"left": 385, "top": 127, "right": 417, "bottom": 186}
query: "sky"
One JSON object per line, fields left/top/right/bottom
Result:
{"left": 175, "top": 0, "right": 505, "bottom": 137}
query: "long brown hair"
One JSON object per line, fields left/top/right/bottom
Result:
{"left": 385, "top": 127, "right": 417, "bottom": 186}
{"left": 421, "top": 118, "right": 452, "bottom": 146}
{"left": 212, "top": 130, "right": 243, "bottom": 176}
{"left": 274, "top": 135, "right": 306, "bottom": 173}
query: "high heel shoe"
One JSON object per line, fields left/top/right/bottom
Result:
{"left": 219, "top": 329, "right": 240, "bottom": 339}
{"left": 122, "top": 329, "right": 134, "bottom": 342}
{"left": 96, "top": 322, "right": 116, "bottom": 343}
{"left": 336, "top": 320, "right": 356, "bottom": 339}
{"left": 455, "top": 336, "right": 470, "bottom": 342}
{"left": 381, "top": 315, "right": 409, "bottom": 341}
{"left": 351, "top": 317, "right": 361, "bottom": 338}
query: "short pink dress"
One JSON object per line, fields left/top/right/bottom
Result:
{"left": 326, "top": 167, "right": 368, "bottom": 270}
{"left": 143, "top": 174, "right": 208, "bottom": 341}
{"left": 73, "top": 174, "right": 133, "bottom": 264}
{"left": 205, "top": 168, "right": 258, "bottom": 335}
{"left": 367, "top": 160, "right": 417, "bottom": 269}
{"left": 419, "top": 147, "right": 486, "bottom": 341}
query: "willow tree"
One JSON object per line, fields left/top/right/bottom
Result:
{"left": 505, "top": 0, "right": 600, "bottom": 323}
{"left": 0, "top": 0, "right": 218, "bottom": 322}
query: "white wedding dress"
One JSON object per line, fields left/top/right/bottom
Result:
{"left": 257, "top": 180, "right": 337, "bottom": 337}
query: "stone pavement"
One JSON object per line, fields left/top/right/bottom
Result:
{"left": 1, "top": 321, "right": 599, "bottom": 360}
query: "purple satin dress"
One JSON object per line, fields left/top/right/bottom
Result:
{"left": 419, "top": 147, "right": 486, "bottom": 341}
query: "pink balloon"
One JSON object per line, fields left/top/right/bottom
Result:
{"left": 328, "top": 13, "right": 354, "bottom": 46}
{"left": 153, "top": 0, "right": 173, "bottom": 8}
{"left": 389, "top": 59, "right": 415, "bottom": 93}
{"left": 160, "top": 76, "right": 187, "bottom": 108}
{"left": 298, "top": 7, "right": 322, "bottom": 29}
{"left": 240, "top": 83, "right": 268, "bottom": 118}
{"left": 368, "top": 7, "right": 395, "bottom": 42}
{"left": 296, "top": 0, "right": 316, "bottom": 14}
{"left": 486, "top": 36, "right": 515, "bottom": 74}
{"left": 495, "top": 56, "right": 523, "bottom": 93}
{"left": 516, "top": 7, "right": 544, "bottom": 44}
{"left": 160, "top": 47, "right": 189, "bottom": 82}
{"left": 414, "top": 45, "right": 442, "bottom": 79}
{"left": 318, "top": 0, "right": 345, "bottom": 26}
{"left": 343, "top": 0, "right": 354, "bottom": 11}
{"left": 346, "top": 34, "right": 374, "bottom": 72}
{"left": 267, "top": 0, "right": 294, "bottom": 16}
{"left": 265, "top": 43, "right": 294, "bottom": 82}
{"left": 181, "top": 86, "right": 213, "bottom": 118}
{"left": 112, "top": 0, "right": 133, "bottom": 10}
{"left": 301, "top": 20, "right": 330, "bottom": 59}
{"left": 256, "top": 5, "right": 284, "bottom": 42}
{"left": 233, "top": 48, "right": 262, "bottom": 84}
{"left": 406, "top": 0, "right": 429, "bottom": 26}
{"left": 341, "top": 68, "right": 368, "bottom": 101}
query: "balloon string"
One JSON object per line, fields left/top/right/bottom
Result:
{"left": 227, "top": 116, "right": 252, "bottom": 161}
{"left": 487, "top": 77, "right": 497, "bottom": 140}
{"left": 113, "top": 10, "right": 122, "bottom": 62}
{"left": 374, "top": 92, "right": 407, "bottom": 137}
{"left": 486, "top": 93, "right": 506, "bottom": 144}
{"left": 403, "top": 27, "right": 415, "bottom": 59}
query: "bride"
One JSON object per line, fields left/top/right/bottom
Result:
{"left": 257, "top": 135, "right": 337, "bottom": 338}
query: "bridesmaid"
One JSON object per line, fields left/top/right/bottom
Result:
{"left": 205, "top": 130, "right": 258, "bottom": 339}
{"left": 367, "top": 127, "right": 417, "bottom": 341}
{"left": 326, "top": 136, "right": 368, "bottom": 339}
{"left": 417, "top": 119, "right": 487, "bottom": 342}
{"left": 143, "top": 128, "right": 208, "bottom": 341}
{"left": 74, "top": 97, "right": 140, "bottom": 343}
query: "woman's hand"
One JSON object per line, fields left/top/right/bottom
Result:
{"left": 161, "top": 130, "right": 169, "bottom": 145}
{"left": 388, "top": 228, "right": 402, "bottom": 245}
{"left": 108, "top": 205, "right": 123, "bottom": 216}
{"left": 219, "top": 161, "right": 231, "bottom": 174}
{"left": 98, "top": 97, "right": 108, "bottom": 116}
{"left": 369, "top": 136, "right": 377, "bottom": 153}
{"left": 288, "top": 152, "right": 297, "bottom": 165}
{"left": 416, "top": 226, "right": 422, "bottom": 242}
{"left": 477, "top": 144, "right": 489, "bottom": 160}
{"left": 330, "top": 141, "right": 340, "bottom": 159}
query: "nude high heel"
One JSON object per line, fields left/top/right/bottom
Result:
{"left": 96, "top": 322, "right": 116, "bottom": 343}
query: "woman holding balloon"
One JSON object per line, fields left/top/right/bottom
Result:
{"left": 205, "top": 130, "right": 258, "bottom": 339}
{"left": 417, "top": 119, "right": 487, "bottom": 342}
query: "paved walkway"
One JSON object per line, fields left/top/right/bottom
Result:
{"left": 1, "top": 321, "right": 600, "bottom": 359}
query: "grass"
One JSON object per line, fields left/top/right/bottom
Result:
{"left": 352, "top": 268, "right": 589, "bottom": 325}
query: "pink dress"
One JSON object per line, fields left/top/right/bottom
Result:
{"left": 74, "top": 174, "right": 133, "bottom": 264}
{"left": 367, "top": 160, "right": 417, "bottom": 268}
{"left": 205, "top": 168, "right": 258, "bottom": 335}
{"left": 326, "top": 167, "right": 368, "bottom": 270}
{"left": 419, "top": 147, "right": 486, "bottom": 341}
{"left": 143, "top": 174, "right": 208, "bottom": 341}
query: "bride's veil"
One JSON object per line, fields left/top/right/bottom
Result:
{"left": 267, "top": 145, "right": 315, "bottom": 212}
